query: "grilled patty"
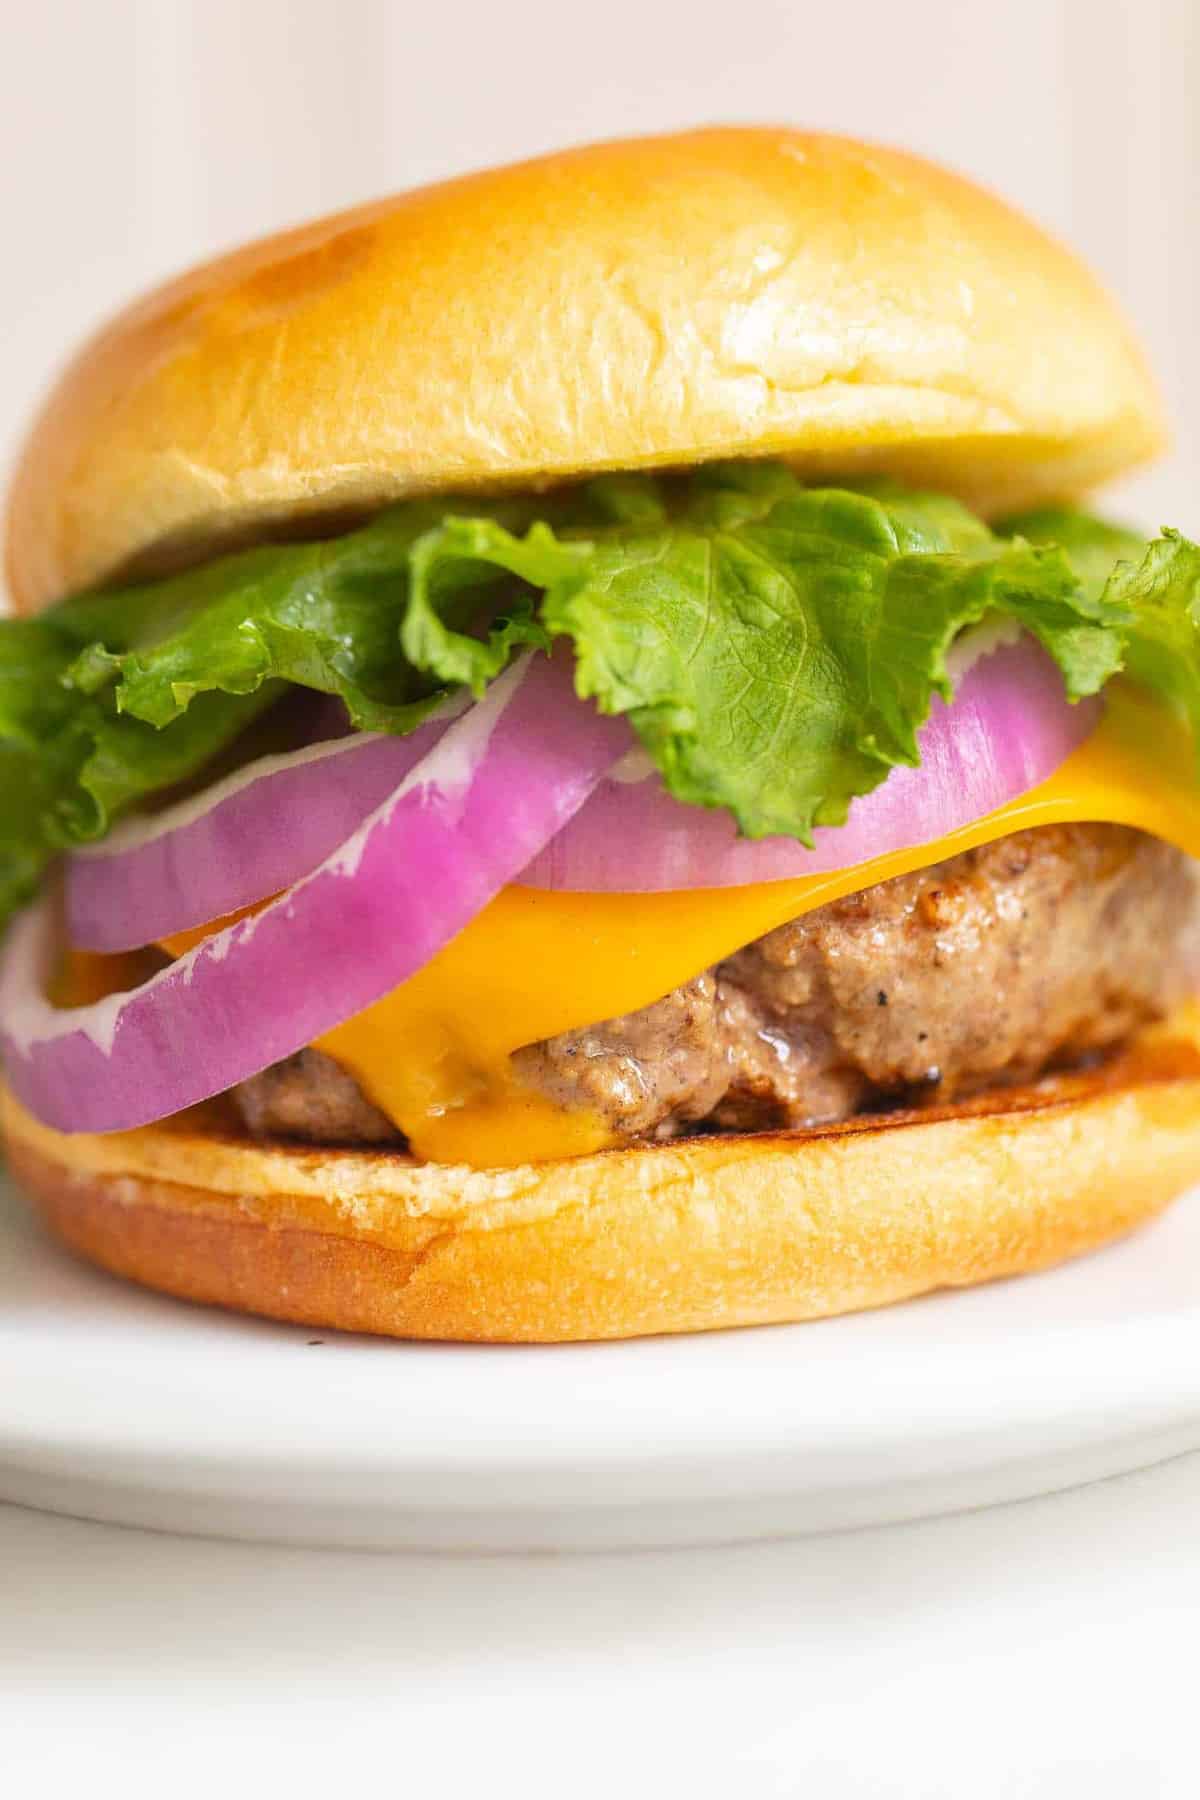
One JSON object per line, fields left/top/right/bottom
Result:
{"left": 233, "top": 824, "right": 1200, "bottom": 1149}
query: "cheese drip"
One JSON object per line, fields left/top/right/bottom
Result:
{"left": 162, "top": 685, "right": 1200, "bottom": 1167}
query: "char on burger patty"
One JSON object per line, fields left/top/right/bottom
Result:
{"left": 233, "top": 823, "right": 1200, "bottom": 1150}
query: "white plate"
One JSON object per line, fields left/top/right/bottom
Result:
{"left": 5, "top": 1171, "right": 1200, "bottom": 1550}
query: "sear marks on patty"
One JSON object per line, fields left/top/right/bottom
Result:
{"left": 232, "top": 824, "right": 1200, "bottom": 1149}
{"left": 234, "top": 1048, "right": 399, "bottom": 1145}
{"left": 713, "top": 821, "right": 1199, "bottom": 1128}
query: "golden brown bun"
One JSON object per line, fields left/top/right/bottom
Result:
{"left": 6, "top": 126, "right": 1165, "bottom": 613}
{"left": 6, "top": 1013, "right": 1200, "bottom": 1341}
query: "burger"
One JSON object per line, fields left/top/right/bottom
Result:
{"left": 3, "top": 126, "right": 1200, "bottom": 1343}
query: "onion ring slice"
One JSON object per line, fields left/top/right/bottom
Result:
{"left": 0, "top": 653, "right": 629, "bottom": 1134}
{"left": 521, "top": 639, "right": 1100, "bottom": 891}
{"left": 66, "top": 706, "right": 461, "bottom": 954}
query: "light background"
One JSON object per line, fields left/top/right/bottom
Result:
{"left": 3, "top": 0, "right": 1198, "bottom": 531}
{"left": 4, "top": 6, "right": 1200, "bottom": 1795}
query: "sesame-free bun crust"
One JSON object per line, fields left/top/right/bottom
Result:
{"left": 6, "top": 1014, "right": 1200, "bottom": 1342}
{"left": 7, "top": 126, "right": 1165, "bottom": 613}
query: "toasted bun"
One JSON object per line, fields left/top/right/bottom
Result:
{"left": 6, "top": 126, "right": 1164, "bottom": 614}
{"left": 6, "top": 1014, "right": 1200, "bottom": 1341}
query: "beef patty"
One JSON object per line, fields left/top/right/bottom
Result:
{"left": 232, "top": 824, "right": 1200, "bottom": 1149}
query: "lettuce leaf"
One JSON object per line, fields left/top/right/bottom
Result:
{"left": 999, "top": 505, "right": 1200, "bottom": 745}
{"left": 0, "top": 463, "right": 1194, "bottom": 931}
{"left": 539, "top": 478, "right": 1119, "bottom": 837}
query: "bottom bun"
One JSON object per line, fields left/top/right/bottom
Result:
{"left": 6, "top": 1013, "right": 1200, "bottom": 1342}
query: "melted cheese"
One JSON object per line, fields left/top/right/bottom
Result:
{"left": 163, "top": 684, "right": 1200, "bottom": 1167}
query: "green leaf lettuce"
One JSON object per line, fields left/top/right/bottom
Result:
{"left": 0, "top": 463, "right": 1196, "bottom": 932}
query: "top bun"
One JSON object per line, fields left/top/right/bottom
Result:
{"left": 5, "top": 126, "right": 1165, "bottom": 614}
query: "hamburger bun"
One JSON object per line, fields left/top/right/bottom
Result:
{"left": 6, "top": 125, "right": 1164, "bottom": 614}
{"left": 5, "top": 1012, "right": 1200, "bottom": 1341}
{"left": 3, "top": 128, "right": 1189, "bottom": 1343}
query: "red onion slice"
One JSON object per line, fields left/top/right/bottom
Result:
{"left": 66, "top": 707, "right": 461, "bottom": 954}
{"left": 0, "top": 653, "right": 630, "bottom": 1135}
{"left": 521, "top": 638, "right": 1101, "bottom": 891}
